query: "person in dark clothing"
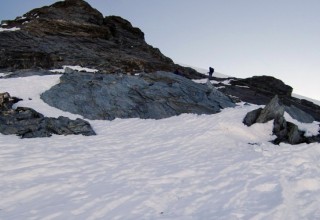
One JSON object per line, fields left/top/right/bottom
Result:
{"left": 208, "top": 67, "right": 214, "bottom": 79}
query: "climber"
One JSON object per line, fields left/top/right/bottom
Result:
{"left": 208, "top": 67, "right": 214, "bottom": 79}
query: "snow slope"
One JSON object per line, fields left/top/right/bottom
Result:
{"left": 1, "top": 74, "right": 320, "bottom": 220}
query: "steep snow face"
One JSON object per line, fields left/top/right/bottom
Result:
{"left": 0, "top": 75, "right": 320, "bottom": 219}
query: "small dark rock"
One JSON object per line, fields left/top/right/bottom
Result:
{"left": 243, "top": 108, "right": 262, "bottom": 126}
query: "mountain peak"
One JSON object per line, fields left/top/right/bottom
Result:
{"left": 24, "top": 0, "right": 104, "bottom": 25}
{"left": 0, "top": 0, "right": 202, "bottom": 78}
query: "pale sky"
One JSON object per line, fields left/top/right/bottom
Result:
{"left": 0, "top": 0, "right": 319, "bottom": 100}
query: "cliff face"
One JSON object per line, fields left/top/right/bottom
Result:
{"left": 0, "top": 0, "right": 201, "bottom": 78}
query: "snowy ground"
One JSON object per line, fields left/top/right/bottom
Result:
{"left": 1, "top": 74, "right": 320, "bottom": 220}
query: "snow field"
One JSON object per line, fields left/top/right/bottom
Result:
{"left": 0, "top": 74, "right": 320, "bottom": 219}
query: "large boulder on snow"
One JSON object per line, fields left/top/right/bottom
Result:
{"left": 0, "top": 93, "right": 95, "bottom": 138}
{"left": 41, "top": 71, "right": 236, "bottom": 120}
{"left": 243, "top": 95, "right": 284, "bottom": 125}
{"left": 256, "top": 95, "right": 285, "bottom": 123}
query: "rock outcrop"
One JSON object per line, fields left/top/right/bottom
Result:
{"left": 0, "top": 0, "right": 202, "bottom": 79}
{"left": 0, "top": 92, "right": 96, "bottom": 138}
{"left": 219, "top": 75, "right": 320, "bottom": 121}
{"left": 243, "top": 95, "right": 319, "bottom": 145}
{"left": 41, "top": 71, "right": 236, "bottom": 120}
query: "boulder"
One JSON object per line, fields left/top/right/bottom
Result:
{"left": 41, "top": 71, "right": 236, "bottom": 120}
{"left": 0, "top": 93, "right": 96, "bottom": 138}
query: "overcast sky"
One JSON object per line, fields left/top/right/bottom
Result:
{"left": 1, "top": 0, "right": 319, "bottom": 100}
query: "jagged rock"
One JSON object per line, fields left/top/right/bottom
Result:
{"left": 243, "top": 95, "right": 284, "bottom": 126}
{"left": 243, "top": 95, "right": 319, "bottom": 144}
{"left": 285, "top": 105, "right": 315, "bottom": 123}
{"left": 256, "top": 95, "right": 285, "bottom": 123}
{"left": 0, "top": 0, "right": 203, "bottom": 79}
{"left": 0, "top": 93, "right": 95, "bottom": 138}
{"left": 272, "top": 115, "right": 305, "bottom": 145}
{"left": 41, "top": 71, "right": 236, "bottom": 120}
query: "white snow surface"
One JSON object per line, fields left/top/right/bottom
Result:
{"left": 1, "top": 75, "right": 320, "bottom": 219}
{"left": 0, "top": 27, "right": 21, "bottom": 32}
{"left": 50, "top": 65, "right": 98, "bottom": 73}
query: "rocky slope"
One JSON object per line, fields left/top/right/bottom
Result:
{"left": 216, "top": 75, "right": 320, "bottom": 122}
{"left": 0, "top": 0, "right": 201, "bottom": 78}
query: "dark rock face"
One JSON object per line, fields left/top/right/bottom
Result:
{"left": 285, "top": 105, "right": 315, "bottom": 123}
{"left": 41, "top": 71, "right": 236, "bottom": 120}
{"left": 0, "top": 0, "right": 202, "bottom": 79}
{"left": 231, "top": 75, "right": 293, "bottom": 96}
{"left": 243, "top": 95, "right": 319, "bottom": 144}
{"left": 219, "top": 75, "right": 320, "bottom": 121}
{"left": 0, "top": 93, "right": 96, "bottom": 138}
